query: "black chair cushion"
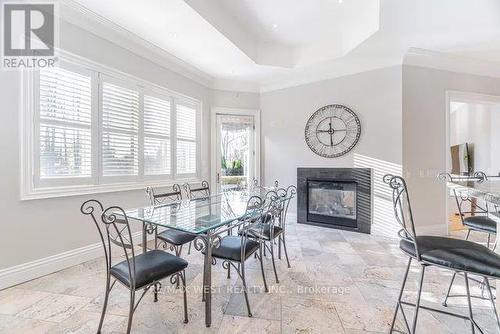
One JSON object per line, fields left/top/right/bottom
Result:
{"left": 400, "top": 236, "right": 500, "bottom": 278}
{"left": 203, "top": 236, "right": 260, "bottom": 262}
{"left": 240, "top": 223, "right": 283, "bottom": 240}
{"left": 110, "top": 250, "right": 188, "bottom": 289}
{"left": 463, "top": 215, "right": 497, "bottom": 234}
{"left": 157, "top": 228, "right": 197, "bottom": 246}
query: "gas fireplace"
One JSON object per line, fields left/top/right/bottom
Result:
{"left": 307, "top": 180, "right": 358, "bottom": 228}
{"left": 297, "top": 168, "right": 372, "bottom": 234}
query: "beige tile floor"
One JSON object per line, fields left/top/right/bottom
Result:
{"left": 0, "top": 221, "right": 498, "bottom": 333}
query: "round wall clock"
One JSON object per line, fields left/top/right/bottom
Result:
{"left": 304, "top": 104, "right": 361, "bottom": 158}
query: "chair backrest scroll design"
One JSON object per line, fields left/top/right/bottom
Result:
{"left": 81, "top": 200, "right": 109, "bottom": 274}
{"left": 101, "top": 206, "right": 137, "bottom": 289}
{"left": 184, "top": 181, "right": 210, "bottom": 199}
{"left": 146, "top": 184, "right": 182, "bottom": 206}
{"left": 383, "top": 175, "right": 421, "bottom": 261}
{"left": 240, "top": 195, "right": 264, "bottom": 261}
{"left": 438, "top": 172, "right": 490, "bottom": 220}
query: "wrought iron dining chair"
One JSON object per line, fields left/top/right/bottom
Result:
{"left": 243, "top": 187, "right": 295, "bottom": 283}
{"left": 384, "top": 175, "right": 500, "bottom": 334}
{"left": 81, "top": 200, "right": 189, "bottom": 334}
{"left": 443, "top": 172, "right": 496, "bottom": 245}
{"left": 146, "top": 185, "right": 197, "bottom": 256}
{"left": 203, "top": 195, "right": 269, "bottom": 317}
{"left": 183, "top": 180, "right": 210, "bottom": 199}
{"left": 438, "top": 172, "right": 498, "bottom": 306}
{"left": 277, "top": 185, "right": 296, "bottom": 265}
{"left": 252, "top": 178, "right": 280, "bottom": 191}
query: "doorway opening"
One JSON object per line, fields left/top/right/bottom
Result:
{"left": 446, "top": 91, "right": 500, "bottom": 234}
{"left": 211, "top": 108, "right": 260, "bottom": 193}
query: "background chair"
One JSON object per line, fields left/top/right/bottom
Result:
{"left": 276, "top": 185, "right": 296, "bottom": 266}
{"left": 203, "top": 195, "right": 269, "bottom": 317}
{"left": 439, "top": 172, "right": 498, "bottom": 306}
{"left": 146, "top": 184, "right": 183, "bottom": 206}
{"left": 384, "top": 175, "right": 500, "bottom": 334}
{"left": 243, "top": 189, "right": 291, "bottom": 283}
{"left": 183, "top": 180, "right": 210, "bottom": 199}
{"left": 447, "top": 172, "right": 496, "bottom": 246}
{"left": 81, "top": 200, "right": 189, "bottom": 334}
{"left": 146, "top": 185, "right": 196, "bottom": 256}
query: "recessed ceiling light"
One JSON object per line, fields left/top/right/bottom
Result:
{"left": 170, "top": 33, "right": 178, "bottom": 38}
{"left": 338, "top": 0, "right": 343, "bottom": 3}
{"left": 272, "top": 23, "right": 278, "bottom": 29}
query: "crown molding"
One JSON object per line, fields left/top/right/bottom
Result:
{"left": 404, "top": 47, "right": 500, "bottom": 80}
{"left": 60, "top": 0, "right": 215, "bottom": 88}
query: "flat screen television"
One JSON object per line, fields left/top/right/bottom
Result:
{"left": 450, "top": 143, "right": 472, "bottom": 175}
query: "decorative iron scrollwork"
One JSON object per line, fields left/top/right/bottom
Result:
{"left": 160, "top": 241, "right": 175, "bottom": 252}
{"left": 194, "top": 236, "right": 207, "bottom": 252}
{"left": 170, "top": 273, "right": 180, "bottom": 285}
{"left": 473, "top": 171, "right": 488, "bottom": 183}
{"left": 210, "top": 235, "right": 223, "bottom": 249}
{"left": 145, "top": 223, "right": 156, "bottom": 235}
{"left": 437, "top": 172, "right": 452, "bottom": 182}
{"left": 221, "top": 260, "right": 230, "bottom": 270}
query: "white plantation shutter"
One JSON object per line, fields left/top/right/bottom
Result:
{"left": 144, "top": 95, "right": 171, "bottom": 175}
{"left": 176, "top": 103, "right": 197, "bottom": 174}
{"left": 101, "top": 80, "right": 140, "bottom": 177}
{"left": 38, "top": 67, "right": 92, "bottom": 178}
{"left": 29, "top": 57, "right": 202, "bottom": 197}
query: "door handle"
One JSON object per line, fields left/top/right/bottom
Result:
{"left": 217, "top": 173, "right": 220, "bottom": 184}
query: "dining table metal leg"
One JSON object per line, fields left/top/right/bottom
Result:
{"left": 278, "top": 237, "right": 282, "bottom": 260}
{"left": 142, "top": 223, "right": 147, "bottom": 254}
{"left": 202, "top": 235, "right": 213, "bottom": 328}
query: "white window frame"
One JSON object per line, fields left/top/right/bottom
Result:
{"left": 33, "top": 60, "right": 96, "bottom": 189}
{"left": 21, "top": 51, "right": 202, "bottom": 200}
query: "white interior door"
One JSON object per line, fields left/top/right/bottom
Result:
{"left": 211, "top": 108, "right": 260, "bottom": 193}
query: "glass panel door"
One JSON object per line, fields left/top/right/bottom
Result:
{"left": 215, "top": 114, "right": 255, "bottom": 193}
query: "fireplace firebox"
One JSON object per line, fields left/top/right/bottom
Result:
{"left": 307, "top": 180, "right": 358, "bottom": 228}
{"left": 297, "top": 168, "right": 372, "bottom": 234}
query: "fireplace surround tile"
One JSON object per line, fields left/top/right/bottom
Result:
{"left": 297, "top": 168, "right": 372, "bottom": 234}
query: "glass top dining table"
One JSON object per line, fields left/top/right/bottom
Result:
{"left": 122, "top": 186, "right": 293, "bottom": 328}
{"left": 124, "top": 188, "right": 287, "bottom": 234}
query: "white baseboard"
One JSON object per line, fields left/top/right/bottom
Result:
{"left": 0, "top": 231, "right": 146, "bottom": 291}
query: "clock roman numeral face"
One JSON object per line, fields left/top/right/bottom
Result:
{"left": 304, "top": 104, "right": 361, "bottom": 158}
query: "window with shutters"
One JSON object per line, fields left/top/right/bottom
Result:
{"left": 23, "top": 56, "right": 201, "bottom": 199}
{"left": 101, "top": 78, "right": 140, "bottom": 179}
{"left": 36, "top": 66, "right": 93, "bottom": 188}
{"left": 176, "top": 103, "right": 198, "bottom": 175}
{"left": 144, "top": 94, "right": 171, "bottom": 176}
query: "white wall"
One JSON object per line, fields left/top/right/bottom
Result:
{"left": 0, "top": 20, "right": 257, "bottom": 276}
{"left": 211, "top": 89, "right": 260, "bottom": 110}
{"left": 449, "top": 102, "right": 499, "bottom": 174}
{"left": 491, "top": 106, "right": 500, "bottom": 176}
{"left": 402, "top": 65, "right": 500, "bottom": 234}
{"left": 260, "top": 66, "right": 403, "bottom": 236}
